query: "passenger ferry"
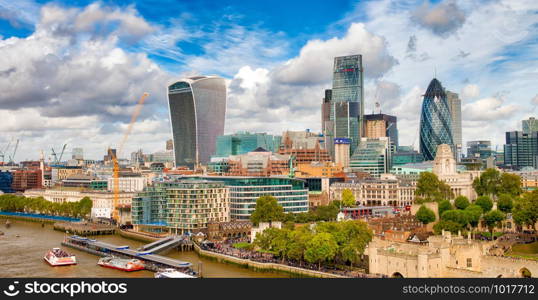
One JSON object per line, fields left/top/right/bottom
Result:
{"left": 154, "top": 268, "right": 195, "bottom": 278}
{"left": 44, "top": 248, "right": 77, "bottom": 266}
{"left": 97, "top": 256, "right": 145, "bottom": 272}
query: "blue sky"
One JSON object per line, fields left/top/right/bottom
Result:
{"left": 0, "top": 0, "right": 537, "bottom": 160}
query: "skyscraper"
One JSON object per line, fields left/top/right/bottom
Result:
{"left": 419, "top": 78, "right": 455, "bottom": 161}
{"left": 349, "top": 137, "right": 391, "bottom": 177}
{"left": 446, "top": 91, "right": 462, "bottom": 159}
{"left": 504, "top": 131, "right": 538, "bottom": 170}
{"left": 323, "top": 55, "right": 364, "bottom": 158}
{"left": 522, "top": 117, "right": 538, "bottom": 134}
{"left": 168, "top": 76, "right": 226, "bottom": 168}
{"left": 364, "top": 113, "right": 398, "bottom": 151}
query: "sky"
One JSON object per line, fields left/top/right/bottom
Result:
{"left": 0, "top": 0, "right": 537, "bottom": 161}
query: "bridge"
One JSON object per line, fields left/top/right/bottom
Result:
{"left": 138, "top": 235, "right": 192, "bottom": 254}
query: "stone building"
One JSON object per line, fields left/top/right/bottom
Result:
{"left": 366, "top": 231, "right": 538, "bottom": 278}
{"left": 207, "top": 221, "right": 252, "bottom": 241}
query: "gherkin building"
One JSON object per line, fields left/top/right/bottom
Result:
{"left": 419, "top": 78, "right": 455, "bottom": 161}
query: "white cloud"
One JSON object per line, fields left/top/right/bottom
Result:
{"left": 461, "top": 84, "right": 480, "bottom": 100}
{"left": 531, "top": 94, "right": 538, "bottom": 106}
{"left": 462, "top": 96, "right": 519, "bottom": 121}
{"left": 273, "top": 23, "right": 398, "bottom": 85}
{"left": 410, "top": 0, "right": 466, "bottom": 37}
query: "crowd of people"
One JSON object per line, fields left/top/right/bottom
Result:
{"left": 201, "top": 239, "right": 381, "bottom": 278}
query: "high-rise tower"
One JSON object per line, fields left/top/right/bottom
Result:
{"left": 446, "top": 91, "right": 462, "bottom": 159}
{"left": 419, "top": 78, "right": 455, "bottom": 161}
{"left": 167, "top": 76, "right": 226, "bottom": 168}
{"left": 323, "top": 55, "right": 364, "bottom": 158}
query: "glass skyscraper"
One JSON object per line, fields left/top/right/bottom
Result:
{"left": 214, "top": 132, "right": 281, "bottom": 157}
{"left": 323, "top": 55, "right": 364, "bottom": 157}
{"left": 504, "top": 131, "right": 538, "bottom": 170}
{"left": 419, "top": 78, "right": 455, "bottom": 161}
{"left": 167, "top": 76, "right": 226, "bottom": 168}
{"left": 522, "top": 117, "right": 538, "bottom": 134}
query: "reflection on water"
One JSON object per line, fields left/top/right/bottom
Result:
{"left": 0, "top": 219, "right": 291, "bottom": 278}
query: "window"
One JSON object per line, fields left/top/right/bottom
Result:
{"left": 466, "top": 258, "right": 472, "bottom": 268}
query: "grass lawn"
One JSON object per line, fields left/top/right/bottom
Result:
{"left": 511, "top": 241, "right": 538, "bottom": 254}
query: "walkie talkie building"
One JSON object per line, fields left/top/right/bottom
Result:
{"left": 419, "top": 78, "right": 455, "bottom": 161}
{"left": 167, "top": 76, "right": 226, "bottom": 168}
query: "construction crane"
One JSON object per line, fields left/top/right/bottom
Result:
{"left": 50, "top": 144, "right": 67, "bottom": 164}
{"left": 8, "top": 139, "right": 19, "bottom": 163}
{"left": 58, "top": 144, "right": 67, "bottom": 162}
{"left": 0, "top": 139, "right": 13, "bottom": 163}
{"left": 111, "top": 92, "right": 149, "bottom": 224}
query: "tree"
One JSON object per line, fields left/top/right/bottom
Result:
{"left": 304, "top": 232, "right": 338, "bottom": 270}
{"left": 441, "top": 209, "right": 469, "bottom": 227}
{"left": 454, "top": 196, "right": 470, "bottom": 210}
{"left": 497, "top": 194, "right": 514, "bottom": 213}
{"left": 512, "top": 191, "right": 538, "bottom": 229}
{"left": 483, "top": 210, "right": 506, "bottom": 239}
{"left": 433, "top": 220, "right": 463, "bottom": 234}
{"left": 499, "top": 173, "right": 523, "bottom": 197}
{"left": 416, "top": 205, "right": 436, "bottom": 225}
{"left": 438, "top": 200, "right": 452, "bottom": 216}
{"left": 250, "top": 195, "right": 285, "bottom": 226}
{"left": 416, "top": 172, "right": 453, "bottom": 201}
{"left": 473, "top": 168, "right": 500, "bottom": 197}
{"left": 464, "top": 204, "right": 483, "bottom": 229}
{"left": 475, "top": 196, "right": 493, "bottom": 213}
{"left": 341, "top": 189, "right": 356, "bottom": 207}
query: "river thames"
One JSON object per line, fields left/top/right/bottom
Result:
{"left": 0, "top": 219, "right": 291, "bottom": 278}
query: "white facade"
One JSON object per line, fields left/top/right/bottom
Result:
{"left": 107, "top": 177, "right": 147, "bottom": 192}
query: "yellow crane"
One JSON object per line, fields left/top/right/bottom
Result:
{"left": 110, "top": 92, "right": 149, "bottom": 224}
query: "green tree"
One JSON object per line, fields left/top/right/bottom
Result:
{"left": 483, "top": 210, "right": 506, "bottom": 239}
{"left": 475, "top": 196, "right": 493, "bottom": 213}
{"left": 438, "top": 200, "right": 452, "bottom": 216}
{"left": 304, "top": 232, "right": 338, "bottom": 270}
{"left": 433, "top": 220, "right": 463, "bottom": 234}
{"left": 341, "top": 189, "right": 356, "bottom": 207}
{"left": 512, "top": 191, "right": 538, "bottom": 229}
{"left": 499, "top": 173, "right": 523, "bottom": 197}
{"left": 472, "top": 168, "right": 500, "bottom": 197}
{"left": 441, "top": 209, "right": 469, "bottom": 227}
{"left": 416, "top": 205, "right": 436, "bottom": 225}
{"left": 415, "top": 172, "right": 453, "bottom": 201}
{"left": 250, "top": 195, "right": 285, "bottom": 226}
{"left": 464, "top": 204, "right": 483, "bottom": 229}
{"left": 497, "top": 194, "right": 514, "bottom": 213}
{"left": 454, "top": 196, "right": 470, "bottom": 210}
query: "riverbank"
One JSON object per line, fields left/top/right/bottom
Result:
{"left": 0, "top": 211, "right": 79, "bottom": 224}
{"left": 193, "top": 242, "right": 346, "bottom": 278}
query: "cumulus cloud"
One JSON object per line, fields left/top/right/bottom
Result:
{"left": 411, "top": 0, "right": 466, "bottom": 37}
{"left": 531, "top": 94, "right": 538, "bottom": 105}
{"left": 461, "top": 84, "right": 480, "bottom": 100}
{"left": 462, "top": 96, "right": 519, "bottom": 121}
{"left": 272, "top": 23, "right": 398, "bottom": 85}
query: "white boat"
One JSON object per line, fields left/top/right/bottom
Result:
{"left": 98, "top": 256, "right": 145, "bottom": 272}
{"left": 155, "top": 268, "right": 195, "bottom": 278}
{"left": 44, "top": 248, "right": 77, "bottom": 266}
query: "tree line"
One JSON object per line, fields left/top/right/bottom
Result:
{"left": 0, "top": 194, "right": 92, "bottom": 219}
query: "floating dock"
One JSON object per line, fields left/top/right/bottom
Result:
{"left": 61, "top": 235, "right": 195, "bottom": 274}
{"left": 54, "top": 222, "right": 115, "bottom": 236}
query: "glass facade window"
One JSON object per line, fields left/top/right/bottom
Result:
{"left": 168, "top": 76, "right": 226, "bottom": 168}
{"left": 419, "top": 78, "right": 455, "bottom": 161}
{"left": 504, "top": 131, "right": 538, "bottom": 170}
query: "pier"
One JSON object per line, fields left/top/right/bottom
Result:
{"left": 62, "top": 235, "right": 195, "bottom": 273}
{"left": 54, "top": 222, "right": 116, "bottom": 236}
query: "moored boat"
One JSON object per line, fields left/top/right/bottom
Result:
{"left": 154, "top": 268, "right": 195, "bottom": 278}
{"left": 44, "top": 248, "right": 77, "bottom": 266}
{"left": 97, "top": 256, "right": 145, "bottom": 272}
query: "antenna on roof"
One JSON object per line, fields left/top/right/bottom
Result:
{"left": 434, "top": 66, "right": 437, "bottom": 79}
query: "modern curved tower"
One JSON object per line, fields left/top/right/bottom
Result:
{"left": 419, "top": 78, "right": 454, "bottom": 161}
{"left": 167, "top": 76, "right": 226, "bottom": 168}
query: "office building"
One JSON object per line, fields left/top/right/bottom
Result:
{"left": 522, "top": 117, "right": 538, "bottom": 134}
{"left": 392, "top": 146, "right": 424, "bottom": 166}
{"left": 0, "top": 171, "right": 13, "bottom": 193}
{"left": 168, "top": 76, "right": 226, "bottom": 168}
{"left": 213, "top": 148, "right": 291, "bottom": 177}
{"left": 104, "top": 148, "right": 117, "bottom": 162}
{"left": 350, "top": 137, "right": 391, "bottom": 177}
{"left": 504, "top": 131, "right": 538, "bottom": 170}
{"left": 467, "top": 141, "right": 492, "bottom": 159}
{"left": 279, "top": 130, "right": 330, "bottom": 164}
{"left": 334, "top": 138, "right": 351, "bottom": 168}
{"left": 166, "top": 139, "right": 174, "bottom": 151}
{"left": 107, "top": 176, "right": 147, "bottom": 192}
{"left": 419, "top": 78, "right": 455, "bottom": 160}
{"left": 322, "top": 89, "right": 334, "bottom": 157}
{"left": 214, "top": 132, "right": 281, "bottom": 158}
{"left": 72, "top": 148, "right": 84, "bottom": 160}
{"left": 364, "top": 113, "right": 398, "bottom": 150}
{"left": 12, "top": 169, "right": 43, "bottom": 192}
{"left": 323, "top": 55, "right": 364, "bottom": 157}
{"left": 446, "top": 91, "right": 462, "bottom": 158}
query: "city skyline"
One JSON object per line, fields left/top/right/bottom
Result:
{"left": 0, "top": 0, "right": 537, "bottom": 160}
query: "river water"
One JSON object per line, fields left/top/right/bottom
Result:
{"left": 0, "top": 219, "right": 291, "bottom": 278}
